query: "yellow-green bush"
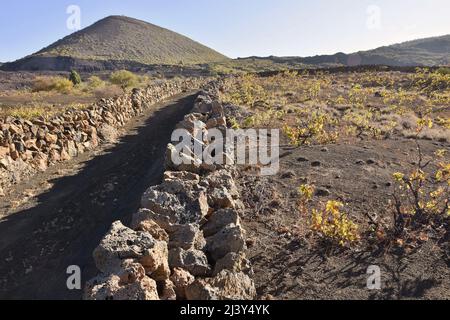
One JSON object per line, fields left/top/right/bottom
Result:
{"left": 298, "top": 184, "right": 360, "bottom": 247}
{"left": 283, "top": 111, "right": 339, "bottom": 146}
{"left": 310, "top": 200, "right": 360, "bottom": 246}
{"left": 388, "top": 121, "right": 449, "bottom": 242}
{"left": 0, "top": 104, "right": 52, "bottom": 119}
{"left": 33, "top": 76, "right": 74, "bottom": 94}
{"left": 436, "top": 67, "right": 450, "bottom": 75}
{"left": 87, "top": 75, "right": 105, "bottom": 89}
{"left": 110, "top": 70, "right": 138, "bottom": 91}
{"left": 411, "top": 68, "right": 450, "bottom": 93}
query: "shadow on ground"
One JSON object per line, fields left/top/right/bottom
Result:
{"left": 0, "top": 93, "right": 197, "bottom": 300}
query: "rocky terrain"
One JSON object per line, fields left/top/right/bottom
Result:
{"left": 239, "top": 139, "right": 449, "bottom": 300}
{"left": 1, "top": 0, "right": 449, "bottom": 302}
{"left": 0, "top": 79, "right": 258, "bottom": 300}
{"left": 218, "top": 69, "right": 449, "bottom": 300}
{"left": 0, "top": 89, "right": 205, "bottom": 299}
{"left": 84, "top": 85, "right": 256, "bottom": 300}
{"left": 0, "top": 65, "right": 448, "bottom": 300}
{"left": 0, "top": 77, "right": 209, "bottom": 197}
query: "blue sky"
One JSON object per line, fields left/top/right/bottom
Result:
{"left": 0, "top": 0, "right": 449, "bottom": 62}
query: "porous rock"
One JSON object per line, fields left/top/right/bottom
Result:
{"left": 132, "top": 219, "right": 169, "bottom": 242}
{"left": 131, "top": 209, "right": 174, "bottom": 232}
{"left": 213, "top": 252, "right": 253, "bottom": 276}
{"left": 202, "top": 209, "right": 241, "bottom": 237}
{"left": 185, "top": 270, "right": 256, "bottom": 300}
{"left": 141, "top": 184, "right": 209, "bottom": 225}
{"left": 159, "top": 279, "right": 177, "bottom": 300}
{"left": 205, "top": 224, "right": 246, "bottom": 262}
{"left": 93, "top": 221, "right": 170, "bottom": 281}
{"left": 208, "top": 187, "right": 236, "bottom": 209}
{"left": 170, "top": 268, "right": 195, "bottom": 300}
{"left": 169, "top": 248, "right": 211, "bottom": 277}
{"left": 168, "top": 223, "right": 206, "bottom": 250}
{"left": 84, "top": 274, "right": 159, "bottom": 301}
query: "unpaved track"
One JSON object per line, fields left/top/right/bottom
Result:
{"left": 0, "top": 93, "right": 197, "bottom": 300}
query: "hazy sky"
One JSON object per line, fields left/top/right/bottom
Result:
{"left": 0, "top": 0, "right": 449, "bottom": 62}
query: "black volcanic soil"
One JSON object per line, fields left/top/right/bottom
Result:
{"left": 0, "top": 93, "right": 197, "bottom": 300}
{"left": 240, "top": 138, "right": 450, "bottom": 300}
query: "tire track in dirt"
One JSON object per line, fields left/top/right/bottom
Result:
{"left": 0, "top": 93, "right": 197, "bottom": 300}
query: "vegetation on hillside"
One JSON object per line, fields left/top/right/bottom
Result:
{"left": 220, "top": 70, "right": 449, "bottom": 253}
{"left": 33, "top": 16, "right": 228, "bottom": 66}
{"left": 208, "top": 35, "right": 450, "bottom": 74}
{"left": 285, "top": 35, "right": 450, "bottom": 68}
{"left": 220, "top": 69, "right": 450, "bottom": 143}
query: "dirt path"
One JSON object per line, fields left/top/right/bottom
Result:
{"left": 0, "top": 92, "right": 198, "bottom": 300}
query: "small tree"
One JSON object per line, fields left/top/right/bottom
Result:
{"left": 69, "top": 70, "right": 82, "bottom": 86}
{"left": 110, "top": 70, "right": 138, "bottom": 92}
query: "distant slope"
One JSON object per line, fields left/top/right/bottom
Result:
{"left": 2, "top": 15, "right": 228, "bottom": 71}
{"left": 239, "top": 34, "right": 450, "bottom": 68}
{"left": 357, "top": 34, "right": 450, "bottom": 66}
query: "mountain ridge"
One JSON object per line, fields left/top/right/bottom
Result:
{"left": 241, "top": 34, "right": 450, "bottom": 67}
{"left": 2, "top": 16, "right": 449, "bottom": 72}
{"left": 2, "top": 15, "right": 228, "bottom": 71}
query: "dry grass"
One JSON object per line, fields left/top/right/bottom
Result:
{"left": 33, "top": 76, "right": 74, "bottom": 94}
{"left": 0, "top": 71, "right": 146, "bottom": 119}
{"left": 0, "top": 102, "right": 85, "bottom": 119}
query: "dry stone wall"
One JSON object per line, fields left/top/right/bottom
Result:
{"left": 0, "top": 78, "right": 209, "bottom": 196}
{"left": 84, "top": 83, "right": 256, "bottom": 300}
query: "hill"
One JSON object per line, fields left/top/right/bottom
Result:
{"left": 2, "top": 15, "right": 228, "bottom": 71}
{"left": 225, "top": 34, "right": 450, "bottom": 72}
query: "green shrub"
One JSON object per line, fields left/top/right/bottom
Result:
{"left": 69, "top": 70, "right": 82, "bottom": 86}
{"left": 110, "top": 70, "right": 138, "bottom": 92}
